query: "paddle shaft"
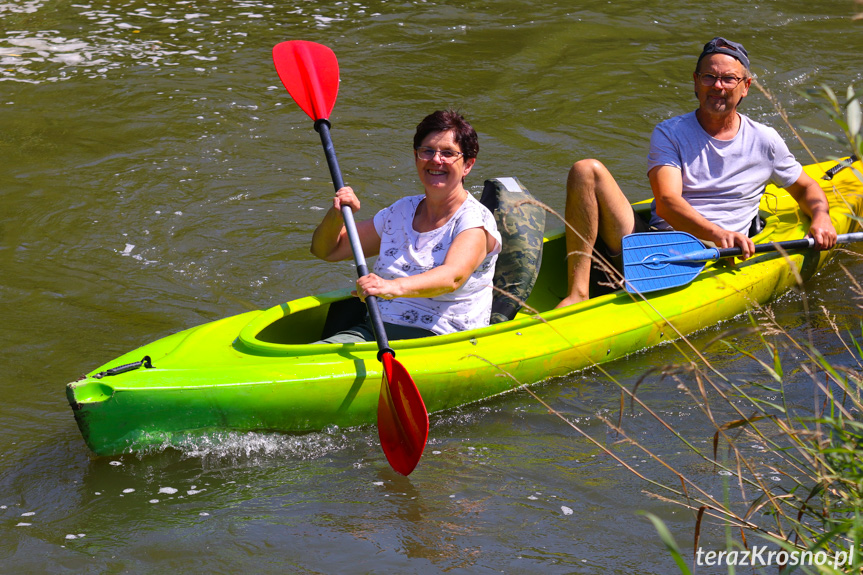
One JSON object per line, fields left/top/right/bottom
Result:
{"left": 315, "top": 120, "right": 394, "bottom": 359}
{"left": 715, "top": 232, "right": 863, "bottom": 260}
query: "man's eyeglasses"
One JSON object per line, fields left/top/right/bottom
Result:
{"left": 697, "top": 73, "right": 746, "bottom": 88}
{"left": 415, "top": 147, "right": 464, "bottom": 163}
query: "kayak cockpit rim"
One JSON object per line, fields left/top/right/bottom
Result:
{"left": 233, "top": 285, "right": 624, "bottom": 357}
{"left": 233, "top": 211, "right": 792, "bottom": 358}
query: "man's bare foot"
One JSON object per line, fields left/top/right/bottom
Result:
{"left": 555, "top": 295, "right": 586, "bottom": 309}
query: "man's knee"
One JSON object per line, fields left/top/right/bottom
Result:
{"left": 568, "top": 159, "right": 607, "bottom": 184}
{"left": 566, "top": 160, "right": 610, "bottom": 206}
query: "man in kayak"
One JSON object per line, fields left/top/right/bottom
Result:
{"left": 557, "top": 37, "right": 837, "bottom": 308}
{"left": 311, "top": 109, "right": 501, "bottom": 341}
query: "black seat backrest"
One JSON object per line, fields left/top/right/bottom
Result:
{"left": 479, "top": 177, "right": 546, "bottom": 323}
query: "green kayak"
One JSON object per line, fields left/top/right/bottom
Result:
{"left": 66, "top": 159, "right": 863, "bottom": 456}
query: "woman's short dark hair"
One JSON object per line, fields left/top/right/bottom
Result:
{"left": 413, "top": 109, "right": 479, "bottom": 159}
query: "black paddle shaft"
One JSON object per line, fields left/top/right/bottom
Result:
{"left": 716, "top": 237, "right": 816, "bottom": 259}
{"left": 314, "top": 119, "right": 394, "bottom": 360}
{"left": 715, "top": 232, "right": 863, "bottom": 259}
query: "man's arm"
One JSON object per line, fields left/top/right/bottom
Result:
{"left": 648, "top": 165, "right": 756, "bottom": 258}
{"left": 784, "top": 171, "right": 837, "bottom": 249}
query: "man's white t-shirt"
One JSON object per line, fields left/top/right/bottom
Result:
{"left": 647, "top": 111, "right": 803, "bottom": 234}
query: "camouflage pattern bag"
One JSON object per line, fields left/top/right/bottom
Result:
{"left": 479, "top": 177, "right": 546, "bottom": 324}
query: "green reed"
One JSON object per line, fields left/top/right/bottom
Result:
{"left": 489, "top": 71, "right": 863, "bottom": 572}
{"left": 503, "top": 79, "right": 863, "bottom": 573}
{"left": 624, "top": 82, "right": 863, "bottom": 573}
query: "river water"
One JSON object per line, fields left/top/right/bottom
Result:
{"left": 2, "top": 0, "right": 862, "bottom": 573}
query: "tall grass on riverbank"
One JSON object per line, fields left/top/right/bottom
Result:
{"left": 625, "top": 84, "right": 863, "bottom": 573}
{"left": 502, "top": 82, "right": 863, "bottom": 573}
{"left": 512, "top": 283, "right": 863, "bottom": 573}
{"left": 624, "top": 83, "right": 862, "bottom": 572}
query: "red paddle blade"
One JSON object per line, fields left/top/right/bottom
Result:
{"left": 377, "top": 353, "right": 429, "bottom": 476}
{"left": 272, "top": 40, "right": 339, "bottom": 121}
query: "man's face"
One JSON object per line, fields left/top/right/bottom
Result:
{"left": 693, "top": 53, "right": 751, "bottom": 117}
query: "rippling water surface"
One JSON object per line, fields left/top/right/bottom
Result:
{"left": 2, "top": 0, "right": 862, "bottom": 572}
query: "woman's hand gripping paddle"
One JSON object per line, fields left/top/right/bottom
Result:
{"left": 273, "top": 40, "right": 429, "bottom": 476}
{"left": 622, "top": 230, "right": 863, "bottom": 295}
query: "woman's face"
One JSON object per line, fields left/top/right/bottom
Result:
{"left": 414, "top": 129, "right": 475, "bottom": 194}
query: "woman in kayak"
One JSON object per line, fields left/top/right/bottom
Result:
{"left": 310, "top": 109, "right": 501, "bottom": 342}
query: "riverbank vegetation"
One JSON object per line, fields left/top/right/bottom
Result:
{"left": 506, "top": 82, "right": 863, "bottom": 573}
{"left": 621, "top": 83, "right": 863, "bottom": 573}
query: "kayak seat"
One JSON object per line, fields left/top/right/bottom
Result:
{"left": 320, "top": 297, "right": 367, "bottom": 340}
{"left": 479, "top": 177, "right": 546, "bottom": 323}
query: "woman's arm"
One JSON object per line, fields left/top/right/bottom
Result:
{"left": 355, "top": 227, "right": 493, "bottom": 300}
{"left": 310, "top": 186, "right": 381, "bottom": 262}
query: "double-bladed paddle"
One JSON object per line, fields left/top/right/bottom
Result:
{"left": 623, "top": 230, "right": 863, "bottom": 294}
{"left": 273, "top": 40, "right": 429, "bottom": 476}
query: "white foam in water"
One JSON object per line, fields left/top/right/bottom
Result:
{"left": 0, "top": 0, "right": 383, "bottom": 83}
{"left": 122, "top": 488, "right": 135, "bottom": 494}
{"left": 132, "top": 429, "right": 355, "bottom": 466}
{"left": 21, "top": 511, "right": 35, "bottom": 516}
{"left": 313, "top": 15, "right": 341, "bottom": 27}
{"left": 158, "top": 487, "right": 178, "bottom": 495}
{"left": 561, "top": 506, "right": 573, "bottom": 516}
{"left": 0, "top": 1, "right": 44, "bottom": 14}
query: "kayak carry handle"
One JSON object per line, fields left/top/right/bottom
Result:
{"left": 822, "top": 155, "right": 858, "bottom": 180}
{"left": 93, "top": 356, "right": 153, "bottom": 379}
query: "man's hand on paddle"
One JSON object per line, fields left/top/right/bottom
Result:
{"left": 712, "top": 228, "right": 755, "bottom": 260}
{"left": 807, "top": 212, "right": 838, "bottom": 250}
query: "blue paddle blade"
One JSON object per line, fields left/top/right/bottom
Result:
{"left": 622, "top": 231, "right": 711, "bottom": 294}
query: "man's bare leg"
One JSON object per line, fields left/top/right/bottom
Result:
{"left": 556, "top": 159, "right": 636, "bottom": 308}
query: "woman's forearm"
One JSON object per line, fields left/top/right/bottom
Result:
{"left": 310, "top": 207, "right": 348, "bottom": 261}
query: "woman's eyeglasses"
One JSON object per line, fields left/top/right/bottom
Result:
{"left": 415, "top": 147, "right": 464, "bottom": 163}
